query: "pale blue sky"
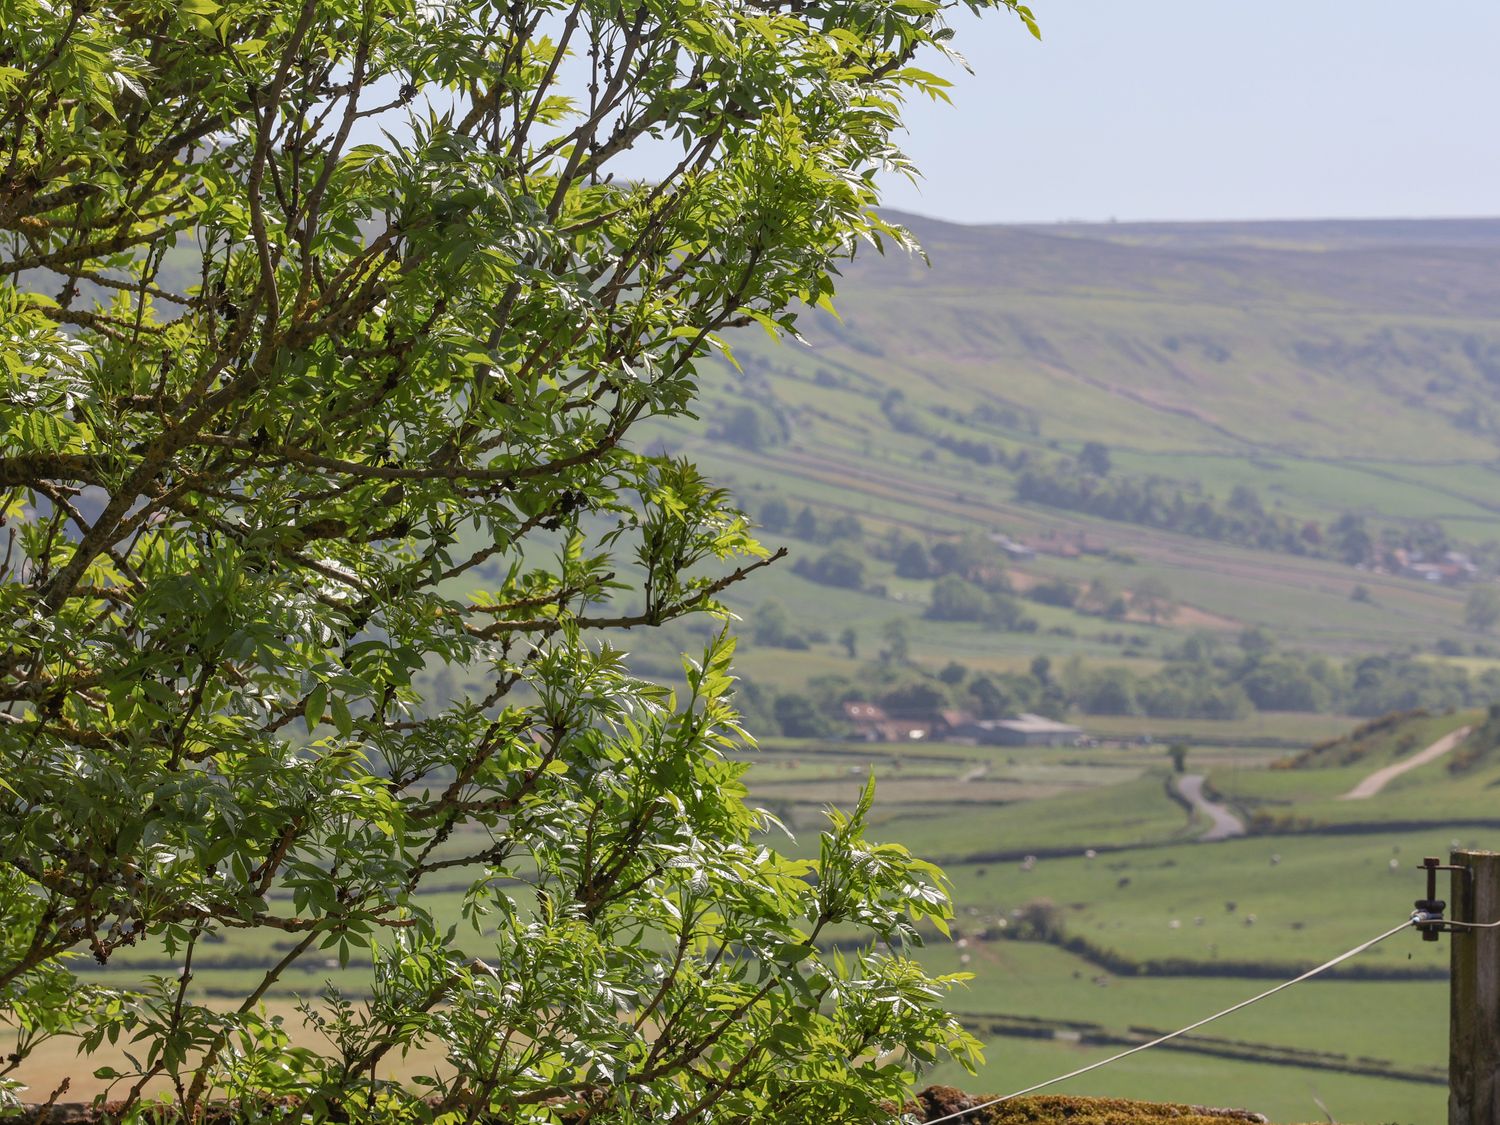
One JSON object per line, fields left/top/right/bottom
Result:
{"left": 879, "top": 0, "right": 1500, "bottom": 224}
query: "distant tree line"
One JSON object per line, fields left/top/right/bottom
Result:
{"left": 881, "top": 390, "right": 1023, "bottom": 468}
{"left": 1016, "top": 460, "right": 1322, "bottom": 556}
{"left": 735, "top": 652, "right": 1072, "bottom": 739}
{"left": 735, "top": 623, "right": 1500, "bottom": 737}
{"left": 756, "top": 495, "right": 866, "bottom": 546}
{"left": 1065, "top": 631, "right": 1500, "bottom": 720}
{"left": 1014, "top": 453, "right": 1498, "bottom": 575}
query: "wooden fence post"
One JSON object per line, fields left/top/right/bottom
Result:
{"left": 1451, "top": 850, "right": 1500, "bottom": 1125}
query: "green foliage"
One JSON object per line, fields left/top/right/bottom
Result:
{"left": 1447, "top": 704, "right": 1500, "bottom": 774}
{"left": 1025, "top": 577, "right": 1079, "bottom": 608}
{"left": 0, "top": 0, "right": 1039, "bottom": 1113}
{"left": 881, "top": 617, "right": 912, "bottom": 664}
{"left": 926, "top": 576, "right": 1035, "bottom": 632}
{"left": 927, "top": 575, "right": 990, "bottom": 622}
{"left": 877, "top": 678, "right": 951, "bottom": 720}
{"left": 752, "top": 598, "right": 810, "bottom": 649}
{"left": 895, "top": 537, "right": 934, "bottom": 579}
{"left": 1237, "top": 654, "right": 1337, "bottom": 713}
{"left": 718, "top": 403, "right": 779, "bottom": 451}
{"left": 1017, "top": 460, "right": 1324, "bottom": 558}
{"left": 794, "top": 505, "right": 822, "bottom": 542}
{"left": 772, "top": 691, "right": 831, "bottom": 737}
{"left": 1078, "top": 440, "right": 1111, "bottom": 477}
{"left": 1067, "top": 665, "right": 1141, "bottom": 716}
{"left": 794, "top": 545, "right": 866, "bottom": 589}
{"left": 930, "top": 533, "right": 1007, "bottom": 587}
{"left": 758, "top": 495, "right": 791, "bottom": 533}
{"left": 1465, "top": 585, "right": 1500, "bottom": 631}
{"left": 1129, "top": 576, "right": 1176, "bottom": 625}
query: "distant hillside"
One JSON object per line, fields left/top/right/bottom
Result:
{"left": 801, "top": 212, "right": 1500, "bottom": 459}
{"left": 635, "top": 213, "right": 1500, "bottom": 694}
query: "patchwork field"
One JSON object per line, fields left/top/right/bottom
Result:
{"left": 24, "top": 709, "right": 1496, "bottom": 1124}
{"left": 609, "top": 217, "right": 1500, "bottom": 716}
{"left": 19, "top": 218, "right": 1500, "bottom": 1123}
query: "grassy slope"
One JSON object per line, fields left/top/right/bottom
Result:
{"left": 41, "top": 709, "right": 1484, "bottom": 1123}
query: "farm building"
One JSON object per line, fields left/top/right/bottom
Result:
{"left": 840, "top": 700, "right": 932, "bottom": 742}
{"left": 960, "top": 713, "right": 1083, "bottom": 747}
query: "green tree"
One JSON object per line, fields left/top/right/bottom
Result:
{"left": 877, "top": 678, "right": 949, "bottom": 719}
{"left": 931, "top": 533, "right": 1003, "bottom": 586}
{"left": 966, "top": 675, "right": 1012, "bottom": 718}
{"left": 895, "top": 538, "right": 933, "bottom": 578}
{"left": 795, "top": 545, "right": 865, "bottom": 589}
{"left": 1072, "top": 667, "right": 1141, "bottom": 716}
{"left": 1130, "top": 576, "right": 1178, "bottom": 625}
{"left": 773, "top": 691, "right": 832, "bottom": 738}
{"left": 1078, "top": 576, "right": 1115, "bottom": 615}
{"left": 938, "top": 660, "right": 969, "bottom": 686}
{"left": 0, "top": 0, "right": 1037, "bottom": 1113}
{"left": 839, "top": 625, "right": 859, "bottom": 659}
{"left": 1466, "top": 586, "right": 1500, "bottom": 632}
{"left": 720, "top": 403, "right": 773, "bottom": 450}
{"left": 881, "top": 617, "right": 913, "bottom": 664}
{"left": 758, "top": 495, "right": 791, "bottom": 533}
{"left": 1079, "top": 441, "right": 1111, "bottom": 476}
{"left": 752, "top": 599, "right": 808, "bottom": 649}
{"left": 1239, "top": 625, "right": 1278, "bottom": 655}
{"left": 926, "top": 574, "right": 990, "bottom": 621}
{"left": 825, "top": 513, "right": 865, "bottom": 542}
{"left": 984, "top": 591, "right": 1037, "bottom": 632}
{"left": 1238, "top": 654, "right": 1335, "bottom": 712}
{"left": 1026, "top": 577, "right": 1079, "bottom": 607}
{"left": 1332, "top": 512, "right": 1374, "bottom": 566}
{"left": 793, "top": 504, "right": 821, "bottom": 542}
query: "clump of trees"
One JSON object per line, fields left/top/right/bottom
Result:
{"left": 926, "top": 576, "right": 1037, "bottom": 632}
{"left": 880, "top": 391, "right": 1012, "bottom": 467}
{"left": 1466, "top": 586, "right": 1500, "bottom": 632}
{"left": 716, "top": 403, "right": 787, "bottom": 451}
{"left": 755, "top": 495, "right": 864, "bottom": 546}
{"left": 746, "top": 655, "right": 1072, "bottom": 738}
{"left": 793, "top": 546, "right": 867, "bottom": 589}
{"left": 1017, "top": 462, "right": 1319, "bottom": 556}
{"left": 878, "top": 529, "right": 1011, "bottom": 587}
{"left": 740, "top": 621, "right": 1500, "bottom": 739}
{"left": 0, "top": 0, "right": 1049, "bottom": 1114}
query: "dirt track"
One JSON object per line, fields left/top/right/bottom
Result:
{"left": 1337, "top": 725, "right": 1471, "bottom": 800}
{"left": 1175, "top": 773, "right": 1246, "bottom": 840}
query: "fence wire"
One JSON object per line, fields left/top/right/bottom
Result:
{"left": 922, "top": 915, "right": 1420, "bottom": 1125}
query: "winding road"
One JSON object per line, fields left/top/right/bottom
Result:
{"left": 1175, "top": 773, "right": 1246, "bottom": 841}
{"left": 1336, "top": 725, "right": 1472, "bottom": 800}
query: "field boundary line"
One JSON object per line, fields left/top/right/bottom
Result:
{"left": 924, "top": 916, "right": 1418, "bottom": 1124}
{"left": 952, "top": 1010, "right": 1445, "bottom": 1086}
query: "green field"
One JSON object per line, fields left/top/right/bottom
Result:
{"left": 28, "top": 709, "right": 1493, "bottom": 1123}
{"left": 618, "top": 216, "right": 1500, "bottom": 706}
{"left": 21, "top": 217, "right": 1500, "bottom": 1121}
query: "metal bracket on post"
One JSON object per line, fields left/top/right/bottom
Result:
{"left": 1414, "top": 855, "right": 1471, "bottom": 940}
